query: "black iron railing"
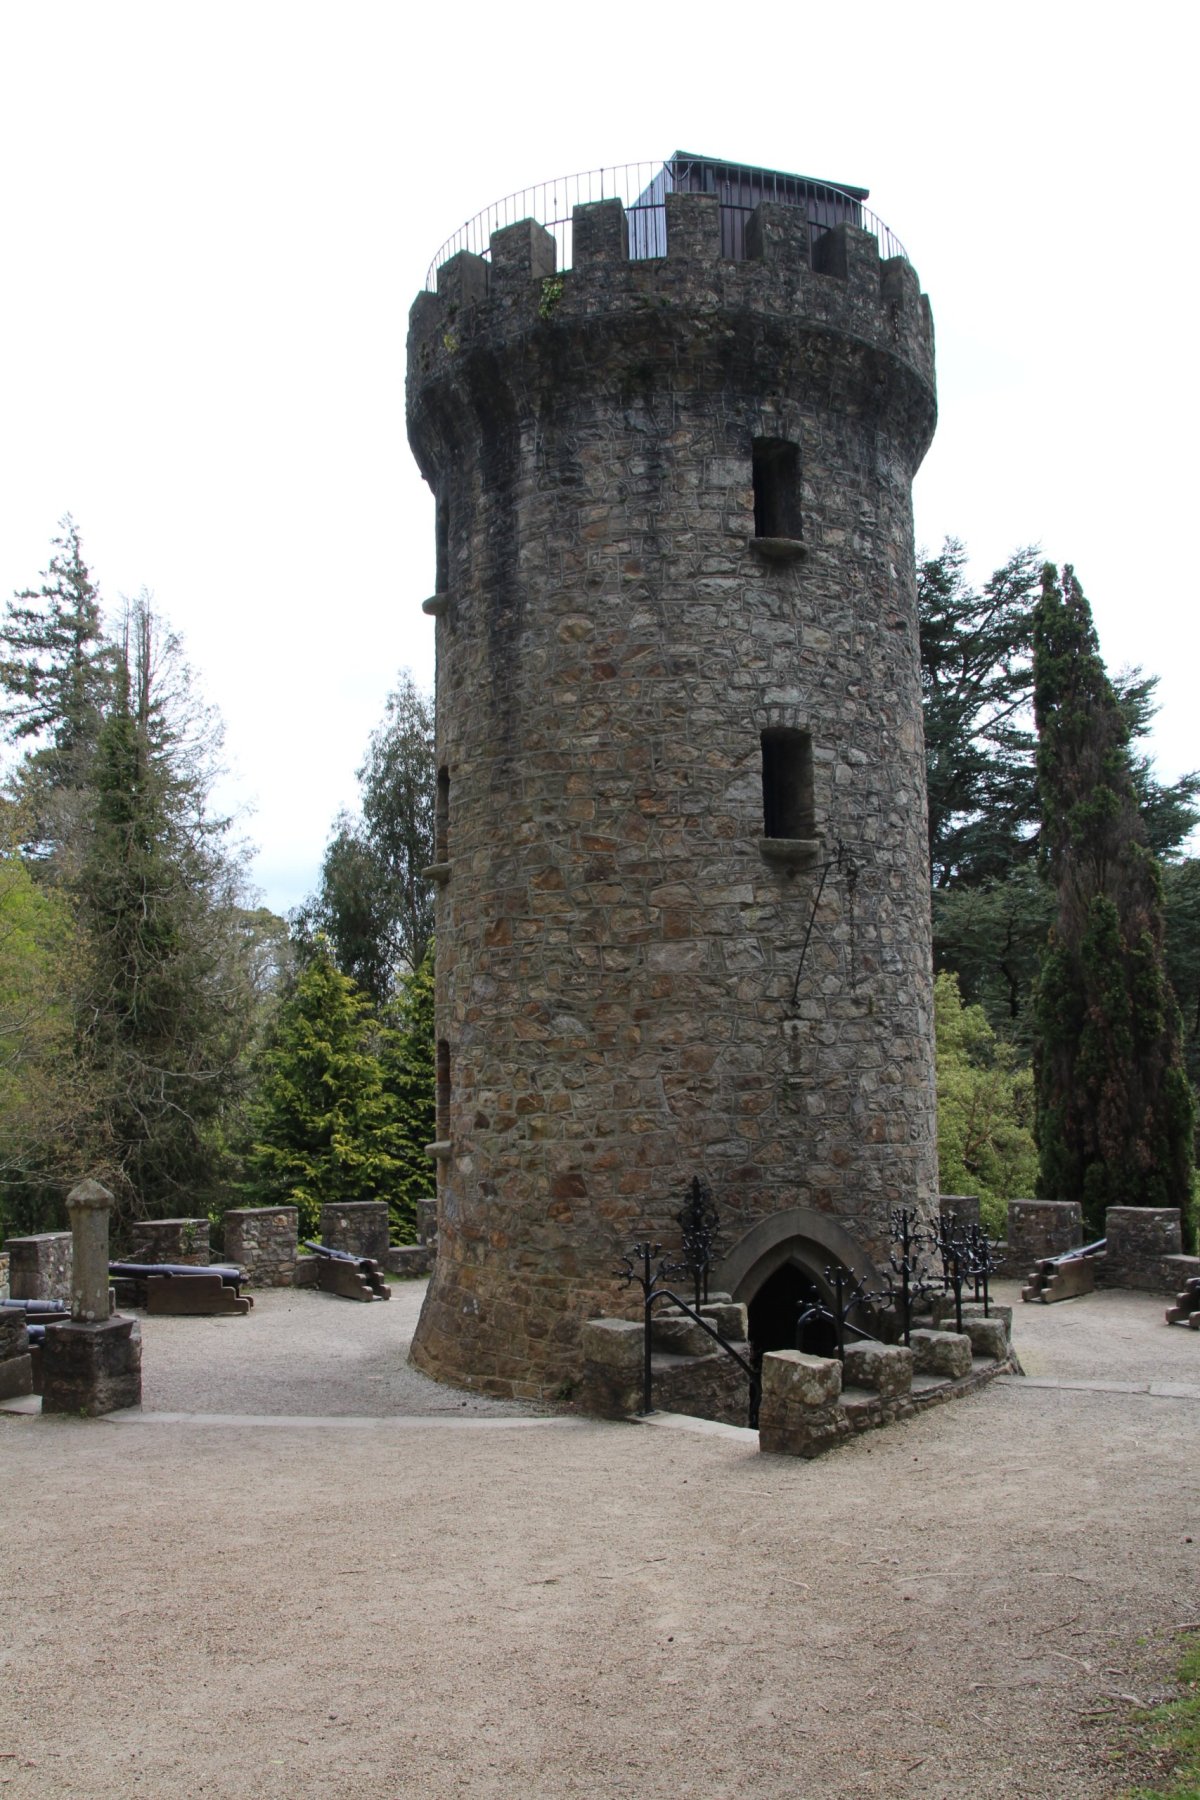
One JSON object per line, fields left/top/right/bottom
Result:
{"left": 424, "top": 156, "right": 909, "bottom": 291}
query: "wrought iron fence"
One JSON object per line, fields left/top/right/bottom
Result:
{"left": 423, "top": 156, "right": 909, "bottom": 291}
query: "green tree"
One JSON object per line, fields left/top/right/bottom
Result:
{"left": 0, "top": 516, "right": 115, "bottom": 873}
{"left": 1032, "top": 564, "right": 1194, "bottom": 1240}
{"left": 243, "top": 939, "right": 403, "bottom": 1238}
{"left": 934, "top": 971, "right": 1038, "bottom": 1237}
{"left": 379, "top": 939, "right": 436, "bottom": 1242}
{"left": 71, "top": 597, "right": 256, "bottom": 1225}
{"left": 296, "top": 673, "right": 434, "bottom": 1003}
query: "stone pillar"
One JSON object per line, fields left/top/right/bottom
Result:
{"left": 41, "top": 1180, "right": 141, "bottom": 1416}
{"left": 223, "top": 1207, "right": 298, "bottom": 1287}
{"left": 319, "top": 1201, "right": 389, "bottom": 1262}
{"left": 1103, "top": 1206, "right": 1183, "bottom": 1291}
{"left": 1007, "top": 1199, "right": 1082, "bottom": 1267}
{"left": 68, "top": 1180, "right": 115, "bottom": 1322}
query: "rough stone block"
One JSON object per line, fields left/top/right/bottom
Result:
{"left": 572, "top": 198, "right": 627, "bottom": 265}
{"left": 223, "top": 1207, "right": 297, "bottom": 1288}
{"left": 938, "top": 1194, "right": 981, "bottom": 1231}
{"left": 910, "top": 1329, "right": 972, "bottom": 1379}
{"left": 579, "top": 1317, "right": 643, "bottom": 1374}
{"left": 128, "top": 1218, "right": 211, "bottom": 1266}
{"left": 744, "top": 200, "right": 808, "bottom": 266}
{"left": 319, "top": 1201, "right": 389, "bottom": 1263}
{"left": 665, "top": 191, "right": 720, "bottom": 261}
{"left": 761, "top": 1349, "right": 842, "bottom": 1409}
{"left": 1104, "top": 1207, "right": 1183, "bottom": 1289}
{"left": 842, "top": 1340, "right": 913, "bottom": 1398}
{"left": 1008, "top": 1200, "right": 1082, "bottom": 1264}
{"left": 490, "top": 219, "right": 556, "bottom": 283}
{"left": 0, "top": 1352, "right": 33, "bottom": 1400}
{"left": 6, "top": 1233, "right": 72, "bottom": 1303}
{"left": 41, "top": 1316, "right": 142, "bottom": 1416}
{"left": 651, "top": 1314, "right": 713, "bottom": 1357}
{"left": 699, "top": 1301, "right": 748, "bottom": 1342}
{"left": 958, "top": 1317, "right": 1009, "bottom": 1361}
{"left": 0, "top": 1249, "right": 9, "bottom": 1302}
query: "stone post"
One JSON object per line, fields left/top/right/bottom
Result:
{"left": 41, "top": 1179, "right": 141, "bottom": 1416}
{"left": 68, "top": 1179, "right": 115, "bottom": 1322}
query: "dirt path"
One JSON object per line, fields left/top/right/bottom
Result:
{"left": 1, "top": 1281, "right": 1197, "bottom": 1798}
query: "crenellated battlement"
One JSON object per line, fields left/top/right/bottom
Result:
{"left": 409, "top": 192, "right": 935, "bottom": 460}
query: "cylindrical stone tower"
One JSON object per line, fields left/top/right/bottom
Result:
{"left": 406, "top": 162, "right": 937, "bottom": 1398}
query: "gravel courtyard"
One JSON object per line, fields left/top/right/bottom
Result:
{"left": 1, "top": 1280, "right": 1197, "bottom": 1798}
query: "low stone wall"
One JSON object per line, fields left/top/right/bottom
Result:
{"left": 128, "top": 1218, "right": 211, "bottom": 1266}
{"left": 319, "top": 1202, "right": 389, "bottom": 1262}
{"left": 759, "top": 1328, "right": 1014, "bottom": 1459}
{"left": 6, "top": 1233, "right": 72, "bottom": 1303}
{"left": 223, "top": 1208, "right": 297, "bottom": 1288}
{"left": 1099, "top": 1207, "right": 1183, "bottom": 1292}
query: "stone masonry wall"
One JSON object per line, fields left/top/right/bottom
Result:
{"left": 319, "top": 1202, "right": 390, "bottom": 1262}
{"left": 6, "top": 1233, "right": 73, "bottom": 1303}
{"left": 128, "top": 1218, "right": 212, "bottom": 1266}
{"left": 223, "top": 1208, "right": 298, "bottom": 1288}
{"left": 407, "top": 191, "right": 939, "bottom": 1399}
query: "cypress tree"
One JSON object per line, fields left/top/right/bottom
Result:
{"left": 1033, "top": 564, "right": 1194, "bottom": 1239}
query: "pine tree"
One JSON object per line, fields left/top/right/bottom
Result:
{"left": 243, "top": 940, "right": 403, "bottom": 1239}
{"left": 72, "top": 597, "right": 254, "bottom": 1223}
{"left": 1032, "top": 564, "right": 1195, "bottom": 1239}
{"left": 379, "top": 940, "right": 436, "bottom": 1242}
{"left": 0, "top": 516, "right": 114, "bottom": 871}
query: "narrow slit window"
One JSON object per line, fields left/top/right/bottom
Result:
{"left": 435, "top": 766, "right": 450, "bottom": 863}
{"left": 435, "top": 495, "right": 450, "bottom": 593}
{"left": 436, "top": 1040, "right": 451, "bottom": 1143}
{"left": 752, "top": 438, "right": 801, "bottom": 540}
{"left": 762, "top": 728, "right": 814, "bottom": 839}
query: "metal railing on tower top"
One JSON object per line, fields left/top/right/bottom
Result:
{"left": 423, "top": 155, "right": 910, "bottom": 291}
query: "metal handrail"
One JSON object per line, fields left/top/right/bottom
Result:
{"left": 423, "top": 156, "right": 909, "bottom": 290}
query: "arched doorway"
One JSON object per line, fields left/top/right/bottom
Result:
{"left": 716, "top": 1205, "right": 883, "bottom": 1366}
{"left": 747, "top": 1259, "right": 838, "bottom": 1358}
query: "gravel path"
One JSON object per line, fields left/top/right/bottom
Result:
{"left": 1, "top": 1280, "right": 1197, "bottom": 1798}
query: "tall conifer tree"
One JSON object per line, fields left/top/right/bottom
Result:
{"left": 1032, "top": 564, "right": 1194, "bottom": 1238}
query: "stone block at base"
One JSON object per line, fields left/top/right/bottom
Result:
{"left": 910, "top": 1328, "right": 972, "bottom": 1379}
{"left": 761, "top": 1349, "right": 842, "bottom": 1408}
{"left": 958, "top": 1317, "right": 1009, "bottom": 1361}
{"left": 0, "top": 1352, "right": 33, "bottom": 1400}
{"left": 842, "top": 1340, "right": 913, "bottom": 1398}
{"left": 578, "top": 1317, "right": 643, "bottom": 1419}
{"left": 41, "top": 1316, "right": 142, "bottom": 1415}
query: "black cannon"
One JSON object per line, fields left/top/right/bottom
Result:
{"left": 303, "top": 1241, "right": 391, "bottom": 1302}
{"left": 108, "top": 1261, "right": 252, "bottom": 1315}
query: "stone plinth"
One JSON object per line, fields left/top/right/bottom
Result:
{"left": 223, "top": 1208, "right": 297, "bottom": 1287}
{"left": 41, "top": 1316, "right": 141, "bottom": 1415}
{"left": 319, "top": 1202, "right": 389, "bottom": 1263}
{"left": 1102, "top": 1207, "right": 1183, "bottom": 1291}
{"left": 1008, "top": 1200, "right": 1082, "bottom": 1267}
{"left": 7, "top": 1233, "right": 72, "bottom": 1303}
{"left": 0, "top": 1249, "right": 9, "bottom": 1301}
{"left": 129, "top": 1218, "right": 211, "bottom": 1266}
{"left": 578, "top": 1318, "right": 643, "bottom": 1418}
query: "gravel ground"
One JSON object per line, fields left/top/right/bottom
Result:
{"left": 1, "top": 1280, "right": 1197, "bottom": 1799}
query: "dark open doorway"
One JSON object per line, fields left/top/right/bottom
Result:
{"left": 748, "top": 1260, "right": 837, "bottom": 1360}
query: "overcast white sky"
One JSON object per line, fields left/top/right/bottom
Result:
{"left": 1, "top": 2, "right": 1195, "bottom": 914}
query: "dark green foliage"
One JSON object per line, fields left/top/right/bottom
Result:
{"left": 243, "top": 940, "right": 404, "bottom": 1239}
{"left": 0, "top": 516, "right": 116, "bottom": 872}
{"left": 1032, "top": 564, "right": 1194, "bottom": 1240}
{"left": 379, "top": 939, "right": 436, "bottom": 1242}
{"left": 70, "top": 598, "right": 256, "bottom": 1226}
{"left": 919, "top": 540, "right": 1042, "bottom": 887}
{"left": 932, "top": 867, "right": 1054, "bottom": 1049}
{"left": 295, "top": 674, "right": 434, "bottom": 1003}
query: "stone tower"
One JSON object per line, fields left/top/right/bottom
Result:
{"left": 406, "top": 158, "right": 937, "bottom": 1399}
